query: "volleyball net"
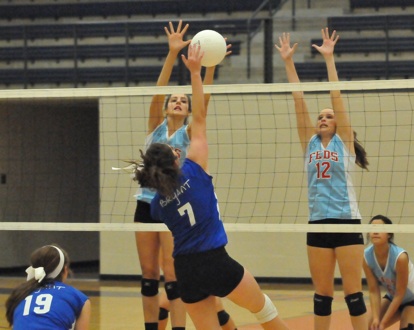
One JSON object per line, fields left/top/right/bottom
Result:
{"left": 1, "top": 79, "right": 414, "bottom": 234}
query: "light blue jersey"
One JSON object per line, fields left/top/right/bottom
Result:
{"left": 13, "top": 281, "right": 88, "bottom": 330}
{"left": 151, "top": 159, "right": 228, "bottom": 257}
{"left": 305, "top": 134, "right": 361, "bottom": 221}
{"left": 137, "top": 118, "right": 190, "bottom": 203}
{"left": 365, "top": 244, "right": 414, "bottom": 304}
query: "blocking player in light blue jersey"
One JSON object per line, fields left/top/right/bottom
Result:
{"left": 135, "top": 44, "right": 289, "bottom": 330}
{"left": 276, "top": 28, "right": 369, "bottom": 330}
{"left": 5, "top": 244, "right": 90, "bottom": 330}
{"left": 364, "top": 215, "right": 414, "bottom": 330}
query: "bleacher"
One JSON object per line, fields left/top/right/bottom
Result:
{"left": 327, "top": 14, "right": 414, "bottom": 31}
{"left": 349, "top": 0, "right": 414, "bottom": 11}
{"left": 0, "top": 40, "right": 242, "bottom": 62}
{"left": 310, "top": 37, "right": 414, "bottom": 55}
{"left": 0, "top": 0, "right": 275, "bottom": 88}
{"left": 297, "top": 2, "right": 414, "bottom": 81}
{"left": 295, "top": 61, "right": 414, "bottom": 81}
{"left": 0, "top": 18, "right": 248, "bottom": 87}
{"left": 0, "top": 65, "right": 221, "bottom": 86}
{"left": 0, "top": 0, "right": 280, "bottom": 20}
{"left": 0, "top": 19, "right": 262, "bottom": 41}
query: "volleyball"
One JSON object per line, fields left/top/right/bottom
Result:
{"left": 190, "top": 29, "right": 226, "bottom": 67}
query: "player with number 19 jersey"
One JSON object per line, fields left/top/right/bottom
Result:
{"left": 13, "top": 281, "right": 88, "bottom": 330}
{"left": 305, "top": 133, "right": 361, "bottom": 221}
{"left": 151, "top": 158, "right": 228, "bottom": 257}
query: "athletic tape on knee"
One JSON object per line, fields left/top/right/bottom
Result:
{"left": 141, "top": 278, "right": 159, "bottom": 297}
{"left": 165, "top": 281, "right": 180, "bottom": 300}
{"left": 314, "top": 293, "right": 333, "bottom": 316}
{"left": 217, "top": 310, "right": 230, "bottom": 326}
{"left": 345, "top": 292, "right": 367, "bottom": 316}
{"left": 159, "top": 307, "right": 169, "bottom": 321}
{"left": 254, "top": 294, "right": 278, "bottom": 324}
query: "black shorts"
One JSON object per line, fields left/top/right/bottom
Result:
{"left": 134, "top": 200, "right": 162, "bottom": 223}
{"left": 174, "top": 246, "right": 245, "bottom": 304}
{"left": 307, "top": 219, "right": 364, "bottom": 248}
{"left": 384, "top": 294, "right": 414, "bottom": 312}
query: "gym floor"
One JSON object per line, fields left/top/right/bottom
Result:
{"left": 0, "top": 272, "right": 400, "bottom": 330}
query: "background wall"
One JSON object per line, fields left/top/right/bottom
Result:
{"left": 0, "top": 99, "right": 99, "bottom": 267}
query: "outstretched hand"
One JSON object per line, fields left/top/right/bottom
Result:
{"left": 275, "top": 32, "right": 298, "bottom": 61}
{"left": 164, "top": 20, "right": 191, "bottom": 53}
{"left": 312, "top": 27, "right": 339, "bottom": 58}
{"left": 224, "top": 37, "right": 233, "bottom": 57}
{"left": 181, "top": 44, "right": 203, "bottom": 74}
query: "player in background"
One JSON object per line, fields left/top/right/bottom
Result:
{"left": 364, "top": 215, "right": 414, "bottom": 330}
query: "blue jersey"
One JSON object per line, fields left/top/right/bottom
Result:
{"left": 365, "top": 244, "right": 414, "bottom": 304}
{"left": 137, "top": 119, "right": 190, "bottom": 203}
{"left": 13, "top": 281, "right": 88, "bottom": 330}
{"left": 151, "top": 159, "right": 228, "bottom": 257}
{"left": 305, "top": 134, "right": 361, "bottom": 221}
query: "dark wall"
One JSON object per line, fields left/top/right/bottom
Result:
{"left": 0, "top": 98, "right": 99, "bottom": 267}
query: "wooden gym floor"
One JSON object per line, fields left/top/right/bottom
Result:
{"left": 0, "top": 275, "right": 400, "bottom": 329}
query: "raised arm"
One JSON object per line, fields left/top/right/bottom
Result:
{"left": 148, "top": 20, "right": 191, "bottom": 133}
{"left": 187, "top": 41, "right": 232, "bottom": 140}
{"left": 181, "top": 44, "right": 208, "bottom": 171}
{"left": 312, "top": 28, "right": 354, "bottom": 152}
{"left": 275, "top": 33, "right": 314, "bottom": 152}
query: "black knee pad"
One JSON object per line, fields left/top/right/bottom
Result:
{"left": 345, "top": 292, "right": 367, "bottom": 316}
{"left": 314, "top": 293, "right": 333, "bottom": 316}
{"left": 141, "top": 278, "right": 159, "bottom": 297}
{"left": 217, "top": 310, "right": 230, "bottom": 326}
{"left": 402, "top": 324, "right": 414, "bottom": 330}
{"left": 159, "top": 307, "right": 169, "bottom": 321}
{"left": 165, "top": 281, "right": 180, "bottom": 300}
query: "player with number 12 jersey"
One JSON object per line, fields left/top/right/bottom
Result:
{"left": 306, "top": 133, "right": 361, "bottom": 221}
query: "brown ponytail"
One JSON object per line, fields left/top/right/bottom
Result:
{"left": 128, "top": 143, "right": 181, "bottom": 197}
{"left": 354, "top": 131, "right": 369, "bottom": 170}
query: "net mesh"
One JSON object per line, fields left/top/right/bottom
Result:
{"left": 1, "top": 80, "right": 414, "bottom": 233}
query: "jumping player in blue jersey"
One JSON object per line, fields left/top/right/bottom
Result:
{"left": 276, "top": 28, "right": 369, "bottom": 330}
{"left": 364, "top": 215, "right": 414, "bottom": 330}
{"left": 131, "top": 20, "right": 234, "bottom": 330}
{"left": 133, "top": 20, "right": 190, "bottom": 330}
{"left": 134, "top": 44, "right": 289, "bottom": 330}
{"left": 5, "top": 244, "right": 90, "bottom": 330}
